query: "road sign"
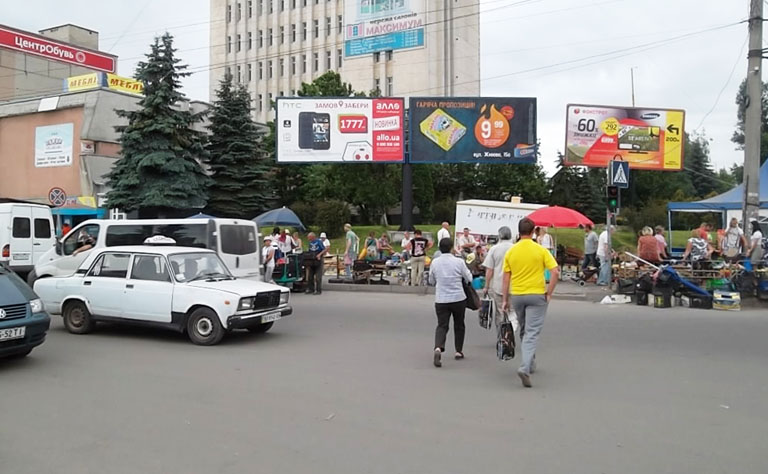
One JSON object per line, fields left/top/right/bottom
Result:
{"left": 48, "top": 187, "right": 67, "bottom": 207}
{"left": 610, "top": 160, "right": 630, "bottom": 188}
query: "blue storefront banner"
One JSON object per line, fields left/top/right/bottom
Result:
{"left": 345, "top": 28, "right": 424, "bottom": 57}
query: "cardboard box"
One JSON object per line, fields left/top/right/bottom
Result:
{"left": 713, "top": 291, "right": 741, "bottom": 311}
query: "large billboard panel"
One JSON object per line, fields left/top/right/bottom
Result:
{"left": 344, "top": 0, "right": 425, "bottom": 57}
{"left": 564, "top": 104, "right": 685, "bottom": 170}
{"left": 408, "top": 97, "right": 537, "bottom": 164}
{"left": 276, "top": 97, "right": 405, "bottom": 163}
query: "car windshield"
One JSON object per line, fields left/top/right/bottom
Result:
{"left": 168, "top": 252, "right": 233, "bottom": 282}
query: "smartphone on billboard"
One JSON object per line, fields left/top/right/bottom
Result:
{"left": 312, "top": 113, "right": 331, "bottom": 150}
{"left": 298, "top": 112, "right": 314, "bottom": 149}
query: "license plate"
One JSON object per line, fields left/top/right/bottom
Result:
{"left": 261, "top": 312, "right": 281, "bottom": 323}
{"left": 0, "top": 327, "right": 25, "bottom": 341}
{"left": 12, "top": 253, "right": 30, "bottom": 261}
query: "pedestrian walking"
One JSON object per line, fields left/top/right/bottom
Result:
{"left": 262, "top": 236, "right": 276, "bottom": 283}
{"left": 596, "top": 226, "right": 614, "bottom": 286}
{"left": 344, "top": 224, "right": 359, "bottom": 277}
{"left": 407, "top": 229, "right": 432, "bottom": 286}
{"left": 305, "top": 232, "right": 328, "bottom": 295}
{"left": 429, "top": 238, "right": 473, "bottom": 367}
{"left": 437, "top": 222, "right": 451, "bottom": 243}
{"left": 501, "top": 217, "right": 560, "bottom": 388}
{"left": 482, "top": 226, "right": 516, "bottom": 335}
{"left": 583, "top": 224, "right": 599, "bottom": 270}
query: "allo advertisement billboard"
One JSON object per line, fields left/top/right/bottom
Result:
{"left": 344, "top": 0, "right": 425, "bottom": 57}
{"left": 275, "top": 97, "right": 405, "bottom": 163}
{"left": 408, "top": 97, "right": 538, "bottom": 164}
{"left": 564, "top": 104, "right": 685, "bottom": 171}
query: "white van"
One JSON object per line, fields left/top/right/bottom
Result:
{"left": 0, "top": 201, "right": 56, "bottom": 275}
{"left": 30, "top": 218, "right": 261, "bottom": 284}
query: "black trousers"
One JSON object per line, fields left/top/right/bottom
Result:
{"left": 434, "top": 300, "right": 466, "bottom": 353}
{"left": 307, "top": 260, "right": 324, "bottom": 292}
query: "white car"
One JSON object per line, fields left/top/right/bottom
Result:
{"left": 33, "top": 244, "right": 292, "bottom": 345}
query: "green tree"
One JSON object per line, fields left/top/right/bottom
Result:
{"left": 684, "top": 133, "right": 719, "bottom": 197}
{"left": 107, "top": 33, "right": 210, "bottom": 216}
{"left": 731, "top": 78, "right": 768, "bottom": 164}
{"left": 549, "top": 155, "right": 605, "bottom": 222}
{"left": 205, "top": 74, "right": 272, "bottom": 218}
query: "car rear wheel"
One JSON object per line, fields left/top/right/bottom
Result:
{"left": 247, "top": 322, "right": 274, "bottom": 334}
{"left": 187, "top": 308, "right": 224, "bottom": 346}
{"left": 63, "top": 301, "right": 95, "bottom": 334}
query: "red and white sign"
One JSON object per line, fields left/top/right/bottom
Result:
{"left": 371, "top": 98, "right": 404, "bottom": 162}
{"left": 0, "top": 25, "right": 116, "bottom": 73}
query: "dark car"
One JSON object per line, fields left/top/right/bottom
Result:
{"left": 0, "top": 263, "right": 50, "bottom": 358}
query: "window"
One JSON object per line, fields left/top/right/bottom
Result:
{"left": 248, "top": 32, "right": 253, "bottom": 49}
{"left": 291, "top": 24, "right": 296, "bottom": 42}
{"left": 280, "top": 90, "right": 285, "bottom": 97}
{"left": 258, "top": 94, "right": 263, "bottom": 111}
{"left": 386, "top": 50, "right": 393, "bottom": 61}
{"left": 313, "top": 52, "right": 319, "bottom": 72}
{"left": 280, "top": 26, "right": 284, "bottom": 44}
{"left": 258, "top": 29, "right": 263, "bottom": 48}
{"left": 374, "top": 78, "right": 380, "bottom": 92}
{"left": 87, "top": 253, "right": 130, "bottom": 279}
{"left": 302, "top": 22, "right": 307, "bottom": 41}
{"left": 302, "top": 54, "right": 307, "bottom": 73}
{"left": 326, "top": 17, "right": 331, "bottom": 36}
{"left": 12, "top": 217, "right": 30, "bottom": 238}
{"left": 373, "top": 52, "right": 380, "bottom": 62}
{"left": 63, "top": 224, "right": 100, "bottom": 255}
{"left": 237, "top": 2, "right": 242, "bottom": 20}
{"left": 227, "top": 36, "right": 232, "bottom": 53}
{"left": 131, "top": 255, "right": 171, "bottom": 282}
{"left": 236, "top": 34, "right": 242, "bottom": 52}
{"left": 268, "top": 28, "right": 273, "bottom": 46}
{"left": 313, "top": 20, "right": 319, "bottom": 38}
{"left": 291, "top": 56, "right": 296, "bottom": 74}
{"left": 220, "top": 225, "right": 257, "bottom": 255}
{"left": 386, "top": 76, "right": 393, "bottom": 96}
{"left": 268, "top": 92, "right": 273, "bottom": 109}
{"left": 237, "top": 65, "right": 242, "bottom": 82}
{"left": 259, "top": 61, "right": 263, "bottom": 79}
{"left": 290, "top": 89, "right": 295, "bottom": 96}
{"left": 103, "top": 224, "right": 206, "bottom": 248}
{"left": 225, "top": 66, "right": 232, "bottom": 78}
{"left": 279, "top": 58, "right": 284, "bottom": 76}
{"left": 226, "top": 4, "right": 232, "bottom": 22}
{"left": 247, "top": 64, "right": 252, "bottom": 81}
{"left": 291, "top": 0, "right": 296, "bottom": 8}
{"left": 337, "top": 48, "right": 342, "bottom": 68}
{"left": 337, "top": 15, "right": 343, "bottom": 34}
{"left": 34, "top": 219, "right": 51, "bottom": 239}
{"left": 280, "top": 0, "right": 284, "bottom": 10}
{"left": 268, "top": 60, "right": 273, "bottom": 78}
{"left": 315, "top": 0, "right": 318, "bottom": 4}
{"left": 248, "top": 0, "right": 253, "bottom": 17}
{"left": 325, "top": 50, "right": 331, "bottom": 70}
{"left": 257, "top": 0, "right": 263, "bottom": 14}
{"left": 268, "top": 0, "right": 273, "bottom": 13}
{"left": 303, "top": 0, "right": 307, "bottom": 6}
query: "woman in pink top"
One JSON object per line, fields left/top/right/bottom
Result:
{"left": 654, "top": 226, "right": 668, "bottom": 259}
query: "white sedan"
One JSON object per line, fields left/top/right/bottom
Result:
{"left": 33, "top": 245, "right": 292, "bottom": 345}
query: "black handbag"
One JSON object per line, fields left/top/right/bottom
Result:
{"left": 463, "top": 280, "right": 481, "bottom": 311}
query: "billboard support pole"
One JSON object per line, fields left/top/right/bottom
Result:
{"left": 401, "top": 163, "right": 414, "bottom": 231}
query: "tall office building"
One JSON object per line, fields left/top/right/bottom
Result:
{"left": 209, "top": 0, "right": 480, "bottom": 123}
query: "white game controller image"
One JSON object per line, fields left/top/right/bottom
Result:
{"left": 342, "top": 141, "right": 373, "bottom": 162}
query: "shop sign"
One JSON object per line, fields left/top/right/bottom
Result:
{"left": 35, "top": 123, "right": 74, "bottom": 168}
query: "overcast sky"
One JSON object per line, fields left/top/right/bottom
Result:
{"left": 6, "top": 0, "right": 751, "bottom": 176}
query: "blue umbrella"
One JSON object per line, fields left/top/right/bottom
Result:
{"left": 186, "top": 212, "right": 216, "bottom": 219}
{"left": 253, "top": 207, "right": 306, "bottom": 231}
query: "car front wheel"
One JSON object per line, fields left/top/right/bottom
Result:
{"left": 187, "top": 308, "right": 224, "bottom": 346}
{"left": 63, "top": 301, "right": 95, "bottom": 334}
{"left": 247, "top": 322, "right": 274, "bottom": 334}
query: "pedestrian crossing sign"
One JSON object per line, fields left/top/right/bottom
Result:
{"left": 610, "top": 160, "right": 630, "bottom": 188}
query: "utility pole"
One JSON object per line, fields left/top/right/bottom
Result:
{"left": 743, "top": 0, "right": 763, "bottom": 227}
{"left": 630, "top": 67, "right": 636, "bottom": 107}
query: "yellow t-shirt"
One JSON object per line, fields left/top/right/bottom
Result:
{"left": 502, "top": 239, "right": 559, "bottom": 295}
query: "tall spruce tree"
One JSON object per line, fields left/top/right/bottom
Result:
{"left": 205, "top": 74, "right": 272, "bottom": 218}
{"left": 106, "top": 33, "right": 210, "bottom": 216}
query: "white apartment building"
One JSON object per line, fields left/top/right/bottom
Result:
{"left": 209, "top": 0, "right": 480, "bottom": 123}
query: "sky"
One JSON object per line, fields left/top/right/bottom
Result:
{"left": 5, "top": 0, "right": 751, "bottom": 176}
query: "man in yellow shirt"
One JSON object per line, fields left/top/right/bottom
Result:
{"left": 502, "top": 217, "right": 560, "bottom": 388}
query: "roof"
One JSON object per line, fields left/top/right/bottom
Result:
{"left": 91, "top": 246, "right": 216, "bottom": 256}
{"left": 456, "top": 199, "right": 546, "bottom": 210}
{"left": 668, "top": 159, "right": 768, "bottom": 211}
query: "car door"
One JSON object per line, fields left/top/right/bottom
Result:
{"left": 59, "top": 223, "right": 101, "bottom": 277}
{"left": 31, "top": 208, "right": 54, "bottom": 265}
{"left": 82, "top": 252, "right": 131, "bottom": 317}
{"left": 124, "top": 253, "right": 173, "bottom": 323}
{"left": 9, "top": 206, "right": 32, "bottom": 269}
{"left": 218, "top": 222, "right": 260, "bottom": 278}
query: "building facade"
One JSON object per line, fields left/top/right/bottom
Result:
{"left": 0, "top": 24, "right": 117, "bottom": 102}
{"left": 209, "top": 0, "right": 480, "bottom": 122}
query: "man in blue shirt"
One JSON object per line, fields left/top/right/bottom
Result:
{"left": 306, "top": 232, "right": 329, "bottom": 295}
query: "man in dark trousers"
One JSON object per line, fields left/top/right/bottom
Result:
{"left": 305, "top": 232, "right": 328, "bottom": 295}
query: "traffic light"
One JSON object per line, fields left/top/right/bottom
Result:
{"left": 606, "top": 185, "right": 619, "bottom": 211}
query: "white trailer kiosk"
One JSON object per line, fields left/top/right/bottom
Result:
{"left": 454, "top": 199, "right": 545, "bottom": 246}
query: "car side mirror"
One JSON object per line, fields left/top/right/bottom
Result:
{"left": 55, "top": 239, "right": 62, "bottom": 256}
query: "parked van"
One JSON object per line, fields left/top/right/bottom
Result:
{"left": 30, "top": 218, "right": 261, "bottom": 284}
{"left": 0, "top": 201, "right": 56, "bottom": 276}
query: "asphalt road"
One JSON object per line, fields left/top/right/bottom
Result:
{"left": 1, "top": 293, "right": 767, "bottom": 474}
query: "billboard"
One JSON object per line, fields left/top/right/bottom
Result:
{"left": 344, "top": 0, "right": 425, "bottom": 57}
{"left": 0, "top": 25, "right": 116, "bottom": 73}
{"left": 35, "top": 123, "right": 74, "bottom": 168}
{"left": 276, "top": 98, "right": 405, "bottom": 163}
{"left": 564, "top": 104, "right": 685, "bottom": 170}
{"left": 408, "top": 97, "right": 537, "bottom": 164}
{"left": 64, "top": 72, "right": 144, "bottom": 95}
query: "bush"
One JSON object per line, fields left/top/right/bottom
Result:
{"left": 315, "top": 200, "right": 351, "bottom": 238}
{"left": 433, "top": 198, "right": 456, "bottom": 224}
{"left": 290, "top": 201, "right": 316, "bottom": 227}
